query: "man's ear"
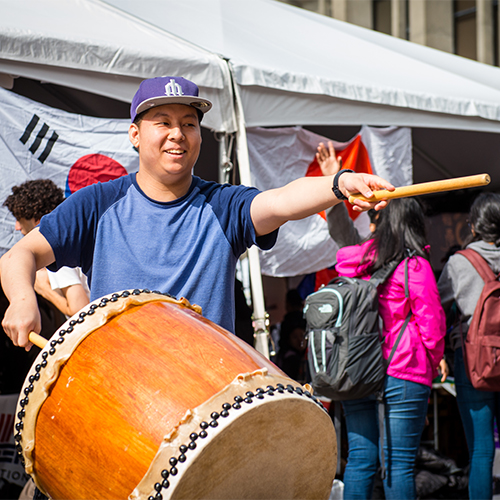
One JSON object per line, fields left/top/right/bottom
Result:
{"left": 129, "top": 123, "right": 140, "bottom": 149}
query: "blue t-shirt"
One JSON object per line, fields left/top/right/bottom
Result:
{"left": 40, "top": 174, "right": 277, "bottom": 332}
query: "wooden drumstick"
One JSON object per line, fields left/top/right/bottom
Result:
{"left": 348, "top": 173, "right": 491, "bottom": 204}
{"left": 29, "top": 331, "right": 48, "bottom": 349}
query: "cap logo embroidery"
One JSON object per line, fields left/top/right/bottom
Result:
{"left": 164, "top": 79, "right": 184, "bottom": 97}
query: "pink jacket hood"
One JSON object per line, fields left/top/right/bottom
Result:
{"left": 335, "top": 240, "right": 445, "bottom": 387}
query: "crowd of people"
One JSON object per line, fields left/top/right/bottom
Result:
{"left": 270, "top": 141, "right": 500, "bottom": 500}
{"left": 0, "top": 75, "right": 498, "bottom": 500}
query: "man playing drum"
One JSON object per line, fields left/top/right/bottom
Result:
{"left": 1, "top": 75, "right": 393, "bottom": 350}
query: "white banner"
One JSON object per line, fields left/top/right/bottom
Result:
{"left": 0, "top": 87, "right": 139, "bottom": 256}
{"left": 247, "top": 125, "right": 412, "bottom": 277}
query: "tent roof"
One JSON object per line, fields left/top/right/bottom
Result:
{"left": 0, "top": 0, "right": 236, "bottom": 132}
{"left": 2, "top": 0, "right": 500, "bottom": 189}
{"left": 4, "top": 0, "right": 500, "bottom": 133}
{"left": 102, "top": 0, "right": 500, "bottom": 133}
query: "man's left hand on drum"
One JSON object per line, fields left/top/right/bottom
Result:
{"left": 0, "top": 229, "right": 54, "bottom": 351}
{"left": 2, "top": 293, "right": 41, "bottom": 351}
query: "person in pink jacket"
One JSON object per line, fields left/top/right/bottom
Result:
{"left": 334, "top": 197, "right": 446, "bottom": 500}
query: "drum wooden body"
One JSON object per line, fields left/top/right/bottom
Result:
{"left": 14, "top": 290, "right": 336, "bottom": 500}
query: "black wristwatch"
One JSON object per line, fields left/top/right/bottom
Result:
{"left": 332, "top": 169, "right": 355, "bottom": 201}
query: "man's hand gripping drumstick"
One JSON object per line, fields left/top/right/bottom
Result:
{"left": 29, "top": 331, "right": 47, "bottom": 349}
{"left": 0, "top": 228, "right": 55, "bottom": 351}
{"left": 317, "top": 141, "right": 491, "bottom": 205}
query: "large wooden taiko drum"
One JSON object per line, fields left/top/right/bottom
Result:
{"left": 14, "top": 290, "right": 336, "bottom": 500}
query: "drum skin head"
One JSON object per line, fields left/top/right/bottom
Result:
{"left": 131, "top": 369, "right": 337, "bottom": 500}
{"left": 167, "top": 398, "right": 335, "bottom": 499}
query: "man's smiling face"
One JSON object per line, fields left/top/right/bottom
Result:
{"left": 129, "top": 103, "right": 202, "bottom": 185}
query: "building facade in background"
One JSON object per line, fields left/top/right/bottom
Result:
{"left": 279, "top": 0, "right": 498, "bottom": 67}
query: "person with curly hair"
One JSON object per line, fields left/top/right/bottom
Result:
{"left": 3, "top": 179, "right": 89, "bottom": 317}
{"left": 3, "top": 179, "right": 64, "bottom": 231}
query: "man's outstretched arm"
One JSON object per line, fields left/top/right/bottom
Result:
{"left": 1, "top": 227, "right": 55, "bottom": 350}
{"left": 250, "top": 171, "right": 394, "bottom": 237}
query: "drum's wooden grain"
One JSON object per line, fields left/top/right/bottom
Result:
{"left": 17, "top": 293, "right": 336, "bottom": 500}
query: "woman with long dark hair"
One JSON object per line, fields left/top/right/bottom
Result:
{"left": 438, "top": 192, "right": 500, "bottom": 500}
{"left": 334, "top": 198, "right": 446, "bottom": 500}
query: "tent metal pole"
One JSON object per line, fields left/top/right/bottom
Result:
{"left": 218, "top": 134, "right": 227, "bottom": 184}
{"left": 216, "top": 132, "right": 234, "bottom": 184}
{"left": 226, "top": 62, "right": 270, "bottom": 360}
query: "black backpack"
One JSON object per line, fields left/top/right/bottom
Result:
{"left": 304, "top": 256, "right": 412, "bottom": 401}
{"left": 304, "top": 255, "right": 413, "bottom": 478}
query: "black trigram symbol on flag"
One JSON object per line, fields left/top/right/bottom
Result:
{"left": 20, "top": 114, "right": 59, "bottom": 164}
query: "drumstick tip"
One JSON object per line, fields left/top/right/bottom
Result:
{"left": 29, "top": 331, "right": 48, "bottom": 349}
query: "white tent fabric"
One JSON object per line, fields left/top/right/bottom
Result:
{"left": 0, "top": 0, "right": 236, "bottom": 132}
{"left": 247, "top": 125, "right": 412, "bottom": 277}
{"left": 102, "top": 0, "right": 500, "bottom": 133}
{"left": 4, "top": 0, "right": 500, "bottom": 134}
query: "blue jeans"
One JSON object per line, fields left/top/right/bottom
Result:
{"left": 342, "top": 376, "right": 430, "bottom": 500}
{"left": 455, "top": 347, "right": 500, "bottom": 500}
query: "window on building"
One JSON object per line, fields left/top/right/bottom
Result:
{"left": 374, "top": 0, "right": 392, "bottom": 34}
{"left": 454, "top": 0, "right": 477, "bottom": 60}
{"left": 284, "top": 0, "right": 321, "bottom": 14}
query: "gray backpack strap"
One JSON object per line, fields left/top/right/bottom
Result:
{"left": 369, "top": 258, "right": 402, "bottom": 288}
{"left": 386, "top": 257, "right": 412, "bottom": 366}
{"left": 369, "top": 248, "right": 417, "bottom": 289}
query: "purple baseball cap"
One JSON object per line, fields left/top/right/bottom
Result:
{"left": 130, "top": 76, "right": 212, "bottom": 122}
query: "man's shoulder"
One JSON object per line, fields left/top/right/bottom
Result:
{"left": 41, "top": 175, "right": 134, "bottom": 231}
{"left": 193, "top": 176, "right": 258, "bottom": 201}
{"left": 65, "top": 174, "right": 134, "bottom": 209}
{"left": 93, "top": 173, "right": 134, "bottom": 195}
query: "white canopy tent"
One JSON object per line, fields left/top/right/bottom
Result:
{"left": 99, "top": 0, "right": 500, "bottom": 191}
{"left": 2, "top": 0, "right": 500, "bottom": 353}
{"left": 4, "top": 0, "right": 500, "bottom": 133}
{"left": 0, "top": 0, "right": 236, "bottom": 133}
{"left": 3, "top": 0, "right": 500, "bottom": 189}
{"left": 104, "top": 0, "right": 500, "bottom": 131}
